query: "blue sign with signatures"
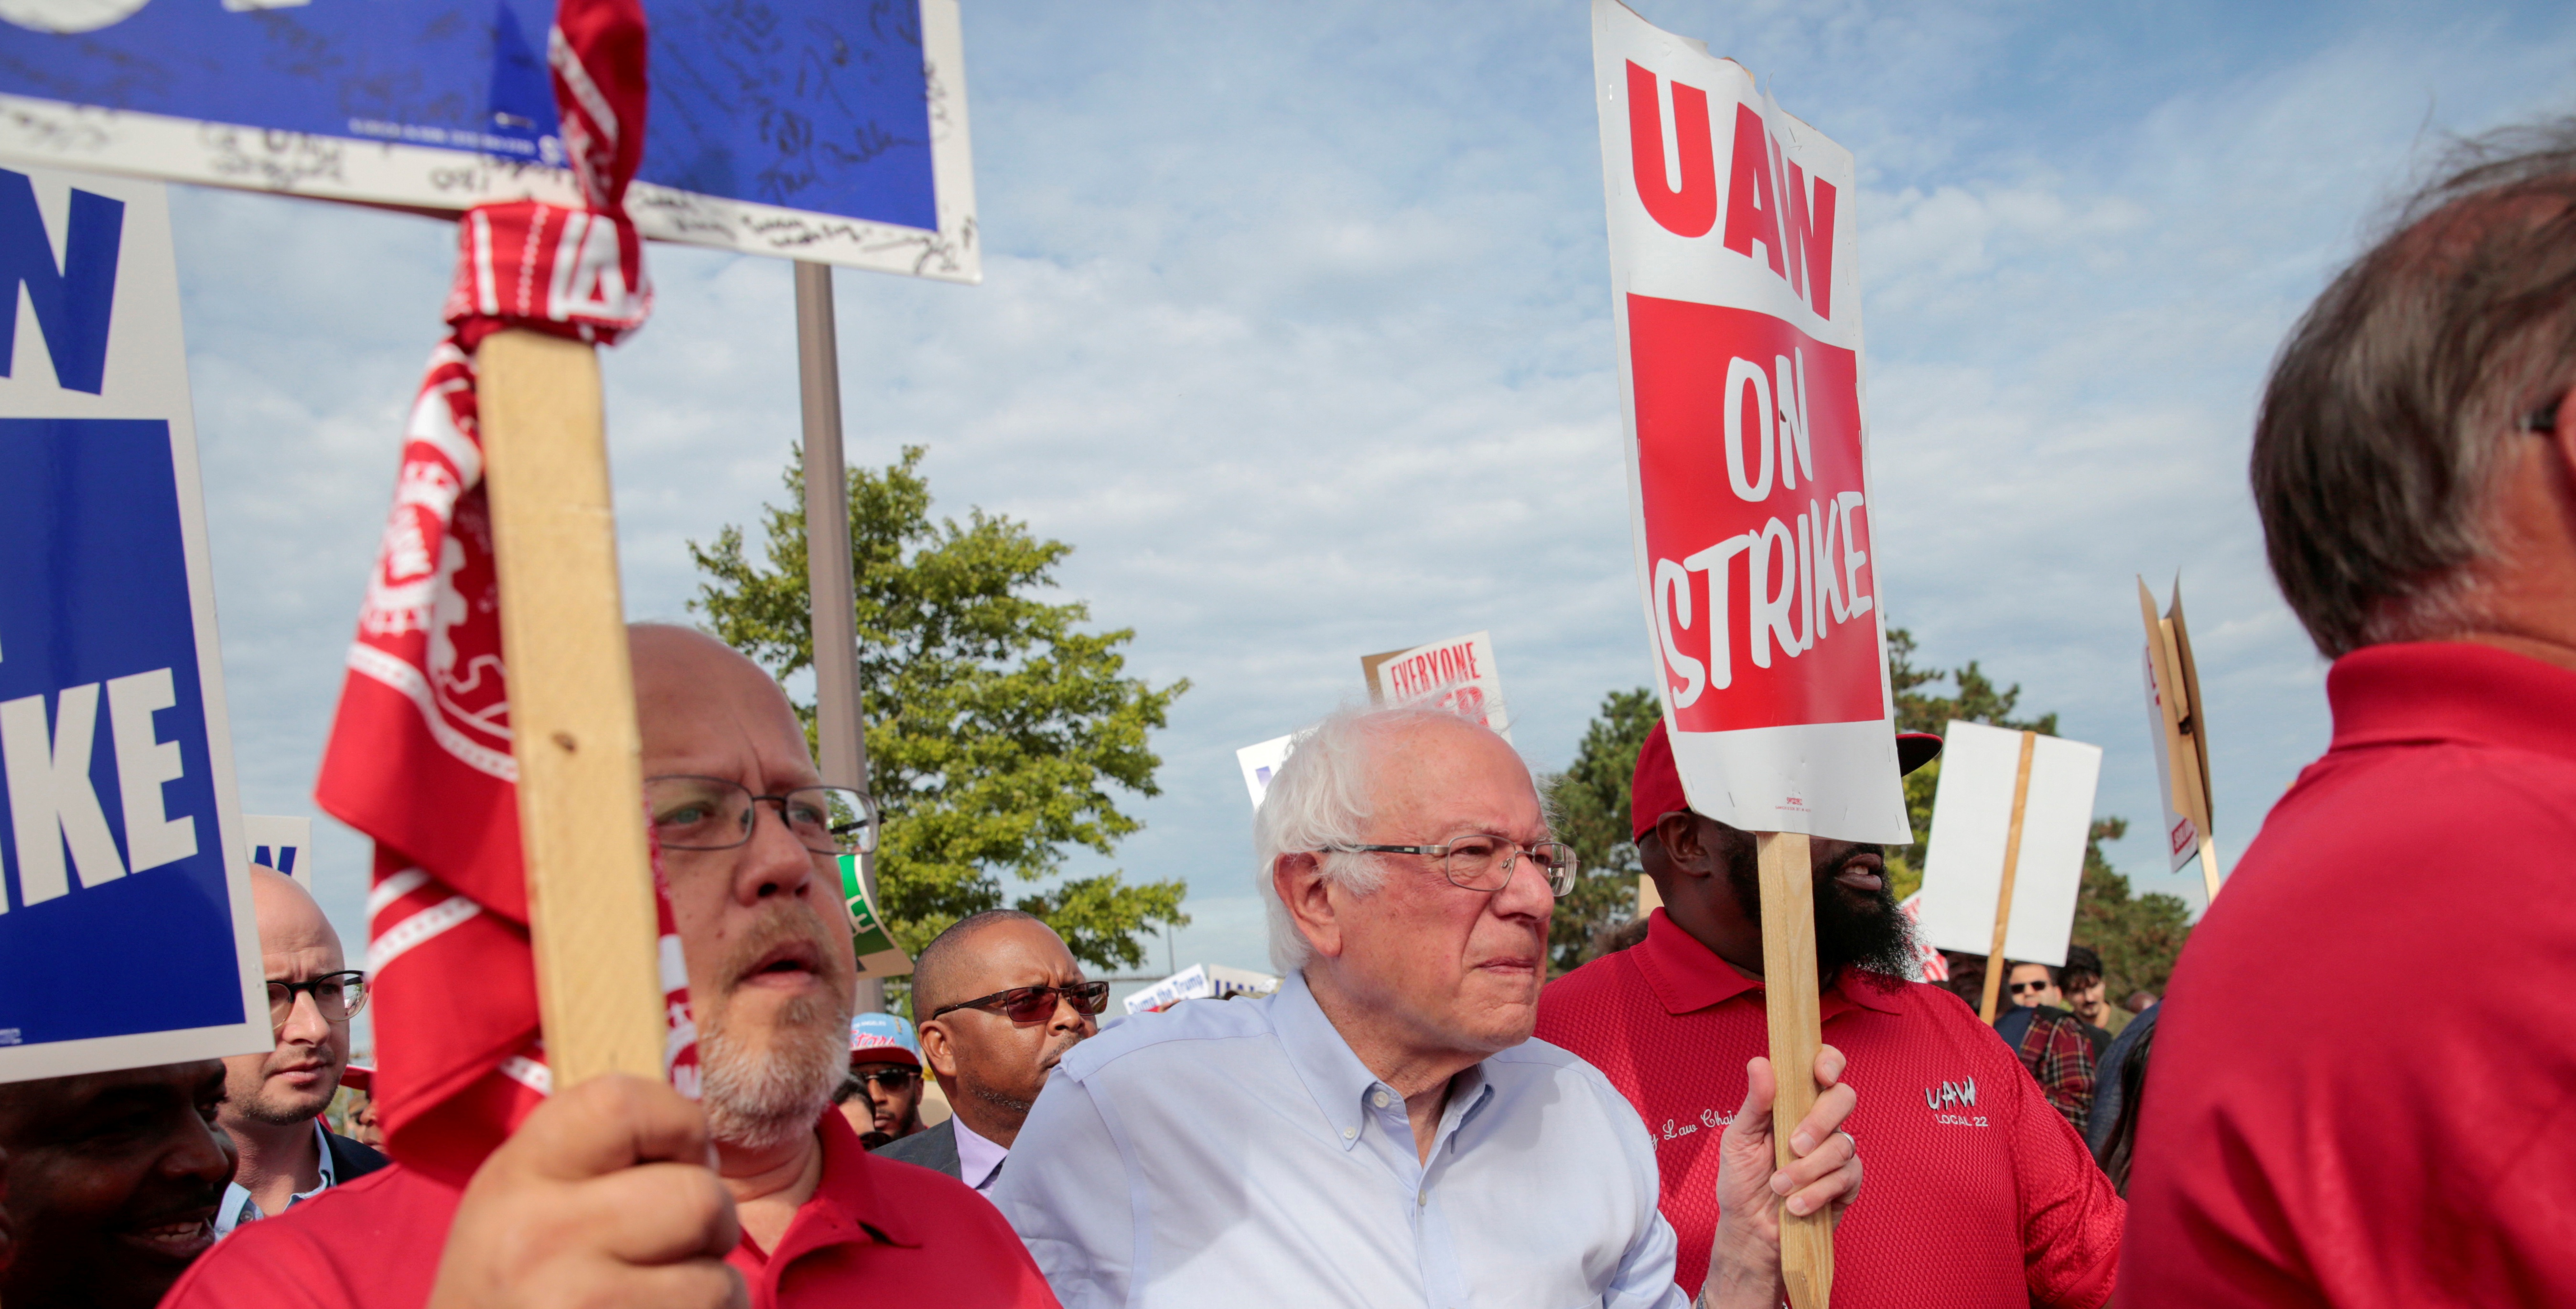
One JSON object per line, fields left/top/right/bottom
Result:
{"left": 0, "top": 0, "right": 938, "bottom": 234}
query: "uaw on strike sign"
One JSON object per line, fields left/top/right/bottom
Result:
{"left": 0, "top": 163, "right": 270, "bottom": 1079}
{"left": 1594, "top": 0, "right": 1909, "bottom": 843}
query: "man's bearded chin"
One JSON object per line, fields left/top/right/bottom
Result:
{"left": 1727, "top": 842, "right": 1920, "bottom": 984}
{"left": 697, "top": 909, "right": 857, "bottom": 1152}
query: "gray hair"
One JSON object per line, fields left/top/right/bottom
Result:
{"left": 2253, "top": 119, "right": 2576, "bottom": 657}
{"left": 1252, "top": 703, "right": 1522, "bottom": 974}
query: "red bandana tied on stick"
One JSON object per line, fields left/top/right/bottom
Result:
{"left": 313, "top": 0, "right": 694, "bottom": 1186}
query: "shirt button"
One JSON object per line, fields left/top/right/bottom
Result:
{"left": 1371, "top": 1090, "right": 1390, "bottom": 1108}
{"left": 1417, "top": 1191, "right": 1428, "bottom": 1207}
{"left": 1341, "top": 1127, "right": 1357, "bottom": 1140}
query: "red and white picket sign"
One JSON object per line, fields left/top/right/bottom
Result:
{"left": 314, "top": 0, "right": 691, "bottom": 1185}
{"left": 1594, "top": 0, "right": 1909, "bottom": 843}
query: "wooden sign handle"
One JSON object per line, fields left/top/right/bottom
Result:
{"left": 475, "top": 328, "right": 667, "bottom": 1088}
{"left": 1976, "top": 731, "right": 2039, "bottom": 1024}
{"left": 1756, "top": 829, "right": 1831, "bottom": 1309}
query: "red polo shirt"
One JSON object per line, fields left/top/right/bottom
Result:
{"left": 160, "top": 1105, "right": 1057, "bottom": 1309}
{"left": 2124, "top": 642, "right": 2576, "bottom": 1307}
{"left": 1535, "top": 910, "right": 2122, "bottom": 1308}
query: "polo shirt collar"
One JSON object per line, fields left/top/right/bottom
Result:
{"left": 1631, "top": 908, "right": 1906, "bottom": 1019}
{"left": 1269, "top": 969, "right": 1498, "bottom": 1154}
{"left": 2330, "top": 641, "right": 2576, "bottom": 766}
{"left": 760, "top": 1107, "right": 921, "bottom": 1269}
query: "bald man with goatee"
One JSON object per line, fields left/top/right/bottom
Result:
{"left": 215, "top": 867, "right": 388, "bottom": 1236}
{"left": 165, "top": 625, "right": 1058, "bottom": 1309}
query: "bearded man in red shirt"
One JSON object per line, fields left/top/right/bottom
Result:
{"left": 1536, "top": 724, "right": 2124, "bottom": 1309}
{"left": 163, "top": 626, "right": 1056, "bottom": 1309}
{"left": 2124, "top": 125, "right": 2576, "bottom": 1307}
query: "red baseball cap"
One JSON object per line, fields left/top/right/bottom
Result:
{"left": 339, "top": 1062, "right": 373, "bottom": 1093}
{"left": 1630, "top": 719, "right": 1943, "bottom": 841}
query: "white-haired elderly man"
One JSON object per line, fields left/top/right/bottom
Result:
{"left": 991, "top": 705, "right": 1863, "bottom": 1309}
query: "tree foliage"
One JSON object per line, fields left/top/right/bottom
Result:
{"left": 689, "top": 446, "right": 1190, "bottom": 972}
{"left": 2073, "top": 816, "right": 2195, "bottom": 1001}
{"left": 1538, "top": 688, "right": 1662, "bottom": 974}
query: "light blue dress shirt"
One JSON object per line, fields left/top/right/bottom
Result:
{"left": 991, "top": 971, "right": 1692, "bottom": 1309}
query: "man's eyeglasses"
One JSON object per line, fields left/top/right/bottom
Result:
{"left": 853, "top": 1067, "right": 917, "bottom": 1092}
{"left": 1327, "top": 836, "right": 1581, "bottom": 898}
{"left": 645, "top": 776, "right": 877, "bottom": 855}
{"left": 930, "top": 981, "right": 1112, "bottom": 1024}
{"left": 2007, "top": 980, "right": 2051, "bottom": 995}
{"left": 269, "top": 972, "right": 368, "bottom": 1028}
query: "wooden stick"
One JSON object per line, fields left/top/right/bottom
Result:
{"left": 2138, "top": 578, "right": 2224, "bottom": 904}
{"left": 476, "top": 328, "right": 667, "bottom": 1087}
{"left": 1977, "top": 731, "right": 2039, "bottom": 1024}
{"left": 1756, "top": 829, "right": 1831, "bottom": 1309}
{"left": 795, "top": 260, "right": 887, "bottom": 1014}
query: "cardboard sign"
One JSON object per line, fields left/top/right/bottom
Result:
{"left": 2138, "top": 576, "right": 2221, "bottom": 898}
{"left": 0, "top": 0, "right": 978, "bottom": 281}
{"left": 835, "top": 855, "right": 914, "bottom": 979}
{"left": 244, "top": 813, "right": 313, "bottom": 887}
{"left": 1360, "top": 630, "right": 1511, "bottom": 741}
{"left": 1594, "top": 0, "right": 1906, "bottom": 843}
{"left": 1912, "top": 721, "right": 2102, "bottom": 967}
{"left": 0, "top": 164, "right": 270, "bottom": 1080}
{"left": 1236, "top": 734, "right": 1294, "bottom": 810}
{"left": 1121, "top": 963, "right": 1280, "bottom": 1016}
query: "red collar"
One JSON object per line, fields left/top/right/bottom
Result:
{"left": 752, "top": 1108, "right": 919, "bottom": 1269}
{"left": 1630, "top": 908, "right": 1906, "bottom": 1019}
{"left": 2329, "top": 641, "right": 2576, "bottom": 766}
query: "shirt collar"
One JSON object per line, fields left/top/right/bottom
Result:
{"left": 949, "top": 1112, "right": 1009, "bottom": 1190}
{"left": 1268, "top": 970, "right": 1499, "bottom": 1154}
{"left": 212, "top": 1119, "right": 341, "bottom": 1238}
{"left": 2329, "top": 641, "right": 2576, "bottom": 766}
{"left": 1630, "top": 908, "right": 1906, "bottom": 1019}
{"left": 757, "top": 1108, "right": 921, "bottom": 1269}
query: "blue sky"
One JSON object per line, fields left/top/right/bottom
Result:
{"left": 169, "top": 0, "right": 2576, "bottom": 993}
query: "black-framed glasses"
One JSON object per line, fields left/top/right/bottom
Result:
{"left": 645, "top": 776, "right": 877, "bottom": 855}
{"left": 853, "top": 1066, "right": 917, "bottom": 1092}
{"left": 2008, "top": 980, "right": 2051, "bottom": 995}
{"left": 930, "top": 981, "right": 1112, "bottom": 1024}
{"left": 1329, "top": 836, "right": 1581, "bottom": 897}
{"left": 268, "top": 972, "right": 367, "bottom": 1028}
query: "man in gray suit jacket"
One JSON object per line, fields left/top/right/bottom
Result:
{"left": 877, "top": 910, "right": 1105, "bottom": 1190}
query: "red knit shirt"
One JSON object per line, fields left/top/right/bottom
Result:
{"left": 160, "top": 1105, "right": 1058, "bottom": 1309}
{"left": 2125, "top": 643, "right": 2576, "bottom": 1307}
{"left": 1534, "top": 910, "right": 2123, "bottom": 1309}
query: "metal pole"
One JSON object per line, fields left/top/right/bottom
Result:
{"left": 795, "top": 260, "right": 884, "bottom": 1015}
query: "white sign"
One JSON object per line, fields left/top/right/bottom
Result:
{"left": 0, "top": 164, "right": 270, "bottom": 1081}
{"left": 1122, "top": 963, "right": 1281, "bottom": 1016}
{"left": 1593, "top": 0, "right": 1907, "bottom": 842}
{"left": 244, "top": 814, "right": 313, "bottom": 886}
{"left": 1361, "top": 630, "right": 1511, "bottom": 741}
{"left": 1236, "top": 735, "right": 1295, "bottom": 809}
{"left": 1912, "top": 721, "right": 2102, "bottom": 967}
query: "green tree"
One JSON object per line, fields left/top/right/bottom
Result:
{"left": 1885, "top": 627, "right": 2057, "bottom": 901}
{"left": 1538, "top": 688, "right": 1661, "bottom": 974}
{"left": 689, "top": 445, "right": 1190, "bottom": 973}
{"left": 2071, "top": 817, "right": 2194, "bottom": 1002}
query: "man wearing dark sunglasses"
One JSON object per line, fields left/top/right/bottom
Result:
{"left": 212, "top": 866, "right": 386, "bottom": 1237}
{"left": 883, "top": 911, "right": 1103, "bottom": 1189}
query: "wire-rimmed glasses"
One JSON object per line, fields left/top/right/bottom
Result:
{"left": 1329, "top": 836, "right": 1581, "bottom": 897}
{"left": 645, "top": 775, "right": 878, "bottom": 855}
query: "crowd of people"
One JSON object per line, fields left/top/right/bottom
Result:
{"left": 2, "top": 116, "right": 2571, "bottom": 1309}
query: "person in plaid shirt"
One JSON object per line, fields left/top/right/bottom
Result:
{"left": 1995, "top": 998, "right": 2099, "bottom": 1136}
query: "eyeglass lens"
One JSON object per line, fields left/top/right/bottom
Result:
{"left": 1441, "top": 837, "right": 1580, "bottom": 896}
{"left": 995, "top": 982, "right": 1112, "bottom": 1022}
{"left": 860, "top": 1068, "right": 916, "bottom": 1090}
{"left": 268, "top": 974, "right": 366, "bottom": 1026}
{"left": 645, "top": 777, "right": 876, "bottom": 855}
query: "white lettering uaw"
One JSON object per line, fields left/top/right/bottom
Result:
{"left": 1652, "top": 346, "right": 1874, "bottom": 708}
